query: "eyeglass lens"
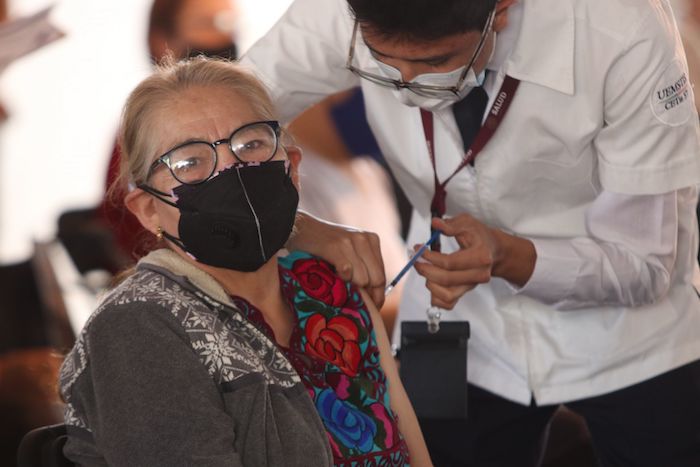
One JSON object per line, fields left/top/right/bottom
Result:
{"left": 230, "top": 123, "right": 278, "bottom": 163}
{"left": 167, "top": 122, "right": 278, "bottom": 184}
{"left": 168, "top": 142, "right": 217, "bottom": 185}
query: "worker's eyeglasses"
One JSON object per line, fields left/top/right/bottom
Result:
{"left": 345, "top": 8, "right": 496, "bottom": 98}
{"left": 146, "top": 120, "right": 282, "bottom": 185}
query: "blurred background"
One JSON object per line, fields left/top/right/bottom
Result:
{"left": 1, "top": 0, "right": 698, "bottom": 466}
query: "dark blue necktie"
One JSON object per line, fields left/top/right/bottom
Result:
{"left": 452, "top": 86, "right": 489, "bottom": 160}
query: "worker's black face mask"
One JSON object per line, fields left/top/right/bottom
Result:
{"left": 187, "top": 42, "right": 238, "bottom": 61}
{"left": 140, "top": 161, "right": 298, "bottom": 272}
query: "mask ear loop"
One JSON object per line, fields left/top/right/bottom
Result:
{"left": 139, "top": 185, "right": 189, "bottom": 253}
{"left": 235, "top": 167, "right": 268, "bottom": 262}
{"left": 138, "top": 184, "right": 179, "bottom": 208}
{"left": 159, "top": 228, "right": 189, "bottom": 253}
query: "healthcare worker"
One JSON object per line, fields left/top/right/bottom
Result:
{"left": 243, "top": 0, "right": 700, "bottom": 465}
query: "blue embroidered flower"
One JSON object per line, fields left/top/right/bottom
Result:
{"left": 316, "top": 388, "right": 377, "bottom": 453}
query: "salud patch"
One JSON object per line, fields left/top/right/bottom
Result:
{"left": 650, "top": 59, "right": 693, "bottom": 126}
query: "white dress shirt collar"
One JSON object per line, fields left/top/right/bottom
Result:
{"left": 495, "top": 0, "right": 575, "bottom": 95}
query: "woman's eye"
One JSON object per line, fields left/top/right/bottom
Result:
{"left": 242, "top": 139, "right": 263, "bottom": 150}
{"left": 172, "top": 158, "right": 199, "bottom": 172}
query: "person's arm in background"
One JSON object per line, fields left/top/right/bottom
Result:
{"left": 360, "top": 289, "right": 433, "bottom": 466}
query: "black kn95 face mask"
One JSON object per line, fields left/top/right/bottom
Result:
{"left": 141, "top": 160, "right": 298, "bottom": 272}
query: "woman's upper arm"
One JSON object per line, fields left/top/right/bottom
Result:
{"left": 359, "top": 290, "right": 433, "bottom": 467}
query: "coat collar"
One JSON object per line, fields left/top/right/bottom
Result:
{"left": 138, "top": 248, "right": 235, "bottom": 306}
{"left": 502, "top": 0, "right": 575, "bottom": 96}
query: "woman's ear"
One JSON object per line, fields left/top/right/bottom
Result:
{"left": 285, "top": 145, "right": 303, "bottom": 188}
{"left": 124, "top": 188, "right": 161, "bottom": 236}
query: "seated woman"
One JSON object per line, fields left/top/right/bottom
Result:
{"left": 58, "top": 57, "right": 431, "bottom": 467}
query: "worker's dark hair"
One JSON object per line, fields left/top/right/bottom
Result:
{"left": 149, "top": 0, "right": 185, "bottom": 38}
{"left": 347, "top": 0, "right": 497, "bottom": 42}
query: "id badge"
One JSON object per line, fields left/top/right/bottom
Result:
{"left": 399, "top": 321, "right": 470, "bottom": 420}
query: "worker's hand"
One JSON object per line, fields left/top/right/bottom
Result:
{"left": 414, "top": 215, "right": 500, "bottom": 309}
{"left": 414, "top": 214, "right": 536, "bottom": 309}
{"left": 287, "top": 211, "right": 386, "bottom": 308}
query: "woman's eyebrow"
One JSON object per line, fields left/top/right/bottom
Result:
{"left": 169, "top": 137, "right": 208, "bottom": 149}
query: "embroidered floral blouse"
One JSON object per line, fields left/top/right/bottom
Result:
{"left": 231, "top": 251, "right": 410, "bottom": 466}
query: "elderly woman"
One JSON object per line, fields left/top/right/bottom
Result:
{"left": 58, "top": 58, "right": 431, "bottom": 467}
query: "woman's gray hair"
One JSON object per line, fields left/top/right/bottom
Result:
{"left": 114, "top": 56, "right": 277, "bottom": 193}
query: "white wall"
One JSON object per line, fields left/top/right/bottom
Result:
{"left": 0, "top": 0, "right": 292, "bottom": 264}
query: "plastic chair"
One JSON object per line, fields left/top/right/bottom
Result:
{"left": 16, "top": 423, "right": 73, "bottom": 467}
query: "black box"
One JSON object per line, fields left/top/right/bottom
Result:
{"left": 399, "top": 321, "right": 470, "bottom": 420}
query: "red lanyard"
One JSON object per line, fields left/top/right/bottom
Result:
{"left": 420, "top": 75, "right": 520, "bottom": 251}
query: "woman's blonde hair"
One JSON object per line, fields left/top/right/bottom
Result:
{"left": 112, "top": 56, "right": 277, "bottom": 197}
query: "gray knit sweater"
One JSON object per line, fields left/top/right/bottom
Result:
{"left": 58, "top": 249, "right": 333, "bottom": 466}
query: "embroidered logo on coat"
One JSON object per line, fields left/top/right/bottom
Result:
{"left": 651, "top": 59, "right": 693, "bottom": 126}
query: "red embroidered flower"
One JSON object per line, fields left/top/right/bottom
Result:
{"left": 292, "top": 258, "right": 348, "bottom": 307}
{"left": 305, "top": 314, "right": 361, "bottom": 376}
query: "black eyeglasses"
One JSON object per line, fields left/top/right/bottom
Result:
{"left": 146, "top": 120, "right": 282, "bottom": 185}
{"left": 345, "top": 8, "right": 496, "bottom": 97}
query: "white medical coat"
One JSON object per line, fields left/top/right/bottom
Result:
{"left": 242, "top": 0, "right": 700, "bottom": 405}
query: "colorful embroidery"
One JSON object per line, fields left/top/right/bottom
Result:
{"left": 235, "top": 251, "right": 410, "bottom": 466}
